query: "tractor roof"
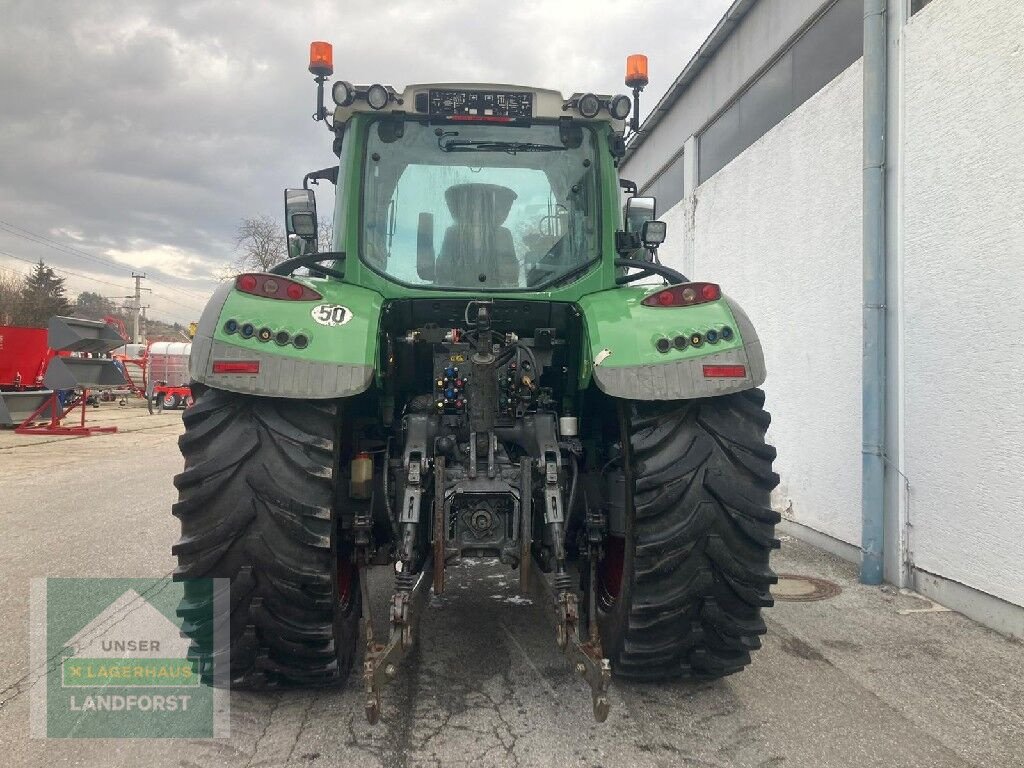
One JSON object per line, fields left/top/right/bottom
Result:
{"left": 331, "top": 83, "right": 628, "bottom": 132}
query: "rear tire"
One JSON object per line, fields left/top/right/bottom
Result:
{"left": 172, "top": 388, "right": 360, "bottom": 688}
{"left": 597, "top": 389, "right": 780, "bottom": 681}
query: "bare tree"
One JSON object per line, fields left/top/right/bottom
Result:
{"left": 0, "top": 267, "right": 24, "bottom": 324}
{"left": 223, "top": 215, "right": 336, "bottom": 280}
{"left": 233, "top": 215, "right": 287, "bottom": 272}
{"left": 318, "top": 219, "right": 334, "bottom": 254}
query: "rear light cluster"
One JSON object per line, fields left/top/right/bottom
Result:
{"left": 641, "top": 282, "right": 721, "bottom": 308}
{"left": 654, "top": 326, "right": 734, "bottom": 354}
{"left": 235, "top": 274, "right": 322, "bottom": 301}
{"left": 223, "top": 319, "right": 309, "bottom": 349}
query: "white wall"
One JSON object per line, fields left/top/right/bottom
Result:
{"left": 677, "top": 61, "right": 865, "bottom": 546}
{"left": 902, "top": 0, "right": 1024, "bottom": 608}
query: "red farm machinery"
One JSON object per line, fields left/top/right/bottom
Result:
{"left": 2, "top": 317, "right": 127, "bottom": 436}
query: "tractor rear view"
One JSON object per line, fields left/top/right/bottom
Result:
{"left": 172, "top": 44, "right": 779, "bottom": 723}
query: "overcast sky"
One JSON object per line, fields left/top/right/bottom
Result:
{"left": 0, "top": 0, "right": 731, "bottom": 324}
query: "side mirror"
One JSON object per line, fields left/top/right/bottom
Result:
{"left": 284, "top": 188, "right": 318, "bottom": 257}
{"left": 641, "top": 220, "right": 667, "bottom": 247}
{"left": 416, "top": 212, "right": 436, "bottom": 281}
{"left": 624, "top": 196, "right": 656, "bottom": 233}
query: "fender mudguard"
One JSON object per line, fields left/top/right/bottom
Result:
{"left": 189, "top": 279, "right": 382, "bottom": 398}
{"left": 577, "top": 286, "right": 766, "bottom": 401}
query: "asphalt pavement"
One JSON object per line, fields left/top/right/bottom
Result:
{"left": 0, "top": 402, "right": 1022, "bottom": 767}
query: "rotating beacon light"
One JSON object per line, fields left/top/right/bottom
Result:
{"left": 625, "top": 53, "right": 649, "bottom": 133}
{"left": 308, "top": 41, "right": 334, "bottom": 123}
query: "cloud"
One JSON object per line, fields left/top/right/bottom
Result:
{"left": 0, "top": 0, "right": 731, "bottom": 323}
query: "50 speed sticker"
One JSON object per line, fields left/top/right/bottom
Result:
{"left": 311, "top": 304, "right": 353, "bottom": 327}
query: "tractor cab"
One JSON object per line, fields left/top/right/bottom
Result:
{"left": 283, "top": 42, "right": 673, "bottom": 298}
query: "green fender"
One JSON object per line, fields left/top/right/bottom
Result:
{"left": 189, "top": 278, "right": 382, "bottom": 398}
{"left": 576, "top": 286, "right": 766, "bottom": 400}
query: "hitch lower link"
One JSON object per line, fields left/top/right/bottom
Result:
{"left": 360, "top": 555, "right": 433, "bottom": 725}
{"left": 360, "top": 455, "right": 442, "bottom": 725}
{"left": 559, "top": 589, "right": 612, "bottom": 722}
{"left": 531, "top": 556, "right": 612, "bottom": 722}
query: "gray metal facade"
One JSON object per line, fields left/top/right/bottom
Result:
{"left": 698, "top": 0, "right": 863, "bottom": 183}
{"left": 640, "top": 150, "right": 686, "bottom": 213}
{"left": 624, "top": 0, "right": 863, "bottom": 192}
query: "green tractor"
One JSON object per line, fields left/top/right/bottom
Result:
{"left": 172, "top": 43, "right": 779, "bottom": 724}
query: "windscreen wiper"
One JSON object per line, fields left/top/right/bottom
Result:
{"left": 438, "top": 138, "right": 567, "bottom": 154}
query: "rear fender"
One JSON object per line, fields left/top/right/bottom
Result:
{"left": 190, "top": 278, "right": 382, "bottom": 398}
{"left": 577, "top": 286, "right": 765, "bottom": 400}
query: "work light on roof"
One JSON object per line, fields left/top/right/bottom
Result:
{"left": 609, "top": 94, "right": 632, "bottom": 120}
{"left": 577, "top": 93, "right": 601, "bottom": 118}
{"left": 366, "top": 84, "right": 390, "bottom": 110}
{"left": 332, "top": 80, "right": 355, "bottom": 107}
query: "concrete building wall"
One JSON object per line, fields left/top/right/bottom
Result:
{"left": 685, "top": 61, "right": 864, "bottom": 546}
{"left": 901, "top": 0, "right": 1024, "bottom": 607}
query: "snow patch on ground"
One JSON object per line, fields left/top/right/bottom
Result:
{"left": 490, "top": 594, "right": 533, "bottom": 605}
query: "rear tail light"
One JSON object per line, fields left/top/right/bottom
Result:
{"left": 212, "top": 360, "right": 260, "bottom": 374}
{"left": 235, "top": 274, "right": 322, "bottom": 301}
{"left": 642, "top": 282, "right": 721, "bottom": 308}
{"left": 703, "top": 365, "right": 746, "bottom": 378}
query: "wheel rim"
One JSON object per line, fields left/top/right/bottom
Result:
{"left": 597, "top": 535, "right": 626, "bottom": 608}
{"left": 163, "top": 395, "right": 175, "bottom": 407}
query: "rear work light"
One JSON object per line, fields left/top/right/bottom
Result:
{"left": 212, "top": 360, "right": 260, "bottom": 374}
{"left": 235, "top": 274, "right": 322, "bottom": 301}
{"left": 703, "top": 365, "right": 746, "bottom": 378}
{"left": 642, "top": 282, "right": 721, "bottom": 308}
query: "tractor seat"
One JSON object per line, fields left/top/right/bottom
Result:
{"left": 435, "top": 183, "right": 520, "bottom": 287}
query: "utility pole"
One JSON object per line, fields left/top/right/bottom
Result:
{"left": 129, "top": 273, "right": 151, "bottom": 343}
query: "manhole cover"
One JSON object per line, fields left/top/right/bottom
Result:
{"left": 773, "top": 574, "right": 841, "bottom": 602}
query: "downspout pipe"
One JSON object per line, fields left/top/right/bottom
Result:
{"left": 861, "top": 0, "right": 887, "bottom": 584}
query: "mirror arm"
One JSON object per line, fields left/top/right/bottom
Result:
{"left": 303, "top": 166, "right": 340, "bottom": 189}
{"left": 615, "top": 268, "right": 656, "bottom": 285}
{"left": 269, "top": 252, "right": 347, "bottom": 280}
{"left": 614, "top": 257, "right": 686, "bottom": 285}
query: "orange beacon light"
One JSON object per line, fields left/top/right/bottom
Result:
{"left": 625, "top": 54, "right": 649, "bottom": 90}
{"left": 309, "top": 41, "right": 333, "bottom": 77}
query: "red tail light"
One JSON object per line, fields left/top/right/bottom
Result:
{"left": 703, "top": 365, "right": 746, "bottom": 378}
{"left": 212, "top": 360, "right": 260, "bottom": 374}
{"left": 235, "top": 274, "right": 322, "bottom": 301}
{"left": 642, "top": 282, "right": 721, "bottom": 308}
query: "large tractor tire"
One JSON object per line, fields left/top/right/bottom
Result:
{"left": 172, "top": 387, "right": 360, "bottom": 688}
{"left": 596, "top": 389, "right": 780, "bottom": 681}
